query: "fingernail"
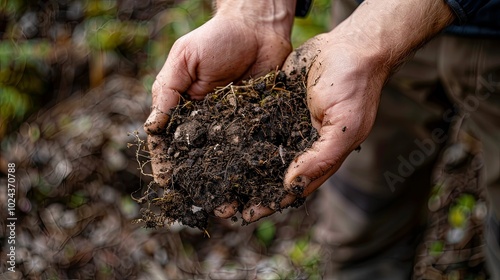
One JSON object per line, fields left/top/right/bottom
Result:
{"left": 270, "top": 201, "right": 277, "bottom": 210}
{"left": 144, "top": 108, "right": 168, "bottom": 135}
{"left": 242, "top": 203, "right": 273, "bottom": 223}
{"left": 289, "top": 175, "right": 311, "bottom": 196}
{"left": 144, "top": 109, "right": 158, "bottom": 134}
{"left": 214, "top": 201, "right": 238, "bottom": 219}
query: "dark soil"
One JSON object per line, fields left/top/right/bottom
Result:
{"left": 137, "top": 71, "right": 318, "bottom": 230}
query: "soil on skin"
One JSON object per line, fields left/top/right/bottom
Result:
{"left": 137, "top": 71, "right": 318, "bottom": 230}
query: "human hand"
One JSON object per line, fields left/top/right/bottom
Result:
{"left": 144, "top": 0, "right": 295, "bottom": 218}
{"left": 240, "top": 0, "right": 454, "bottom": 222}
{"left": 241, "top": 31, "right": 389, "bottom": 222}
{"left": 144, "top": 13, "right": 293, "bottom": 134}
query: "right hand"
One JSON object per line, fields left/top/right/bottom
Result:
{"left": 144, "top": 7, "right": 294, "bottom": 218}
{"left": 144, "top": 13, "right": 293, "bottom": 134}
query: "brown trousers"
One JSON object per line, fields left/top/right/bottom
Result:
{"left": 314, "top": 0, "right": 500, "bottom": 278}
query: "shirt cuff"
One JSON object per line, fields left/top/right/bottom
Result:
{"left": 444, "top": 0, "right": 491, "bottom": 25}
{"left": 295, "top": 0, "right": 313, "bottom": 17}
{"left": 445, "top": 0, "right": 467, "bottom": 24}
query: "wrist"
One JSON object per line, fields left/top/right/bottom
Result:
{"left": 215, "top": 0, "right": 296, "bottom": 41}
{"left": 332, "top": 0, "right": 454, "bottom": 70}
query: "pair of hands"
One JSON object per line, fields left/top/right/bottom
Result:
{"left": 145, "top": 0, "right": 454, "bottom": 224}
{"left": 144, "top": 9, "right": 388, "bottom": 223}
{"left": 144, "top": 11, "right": 388, "bottom": 222}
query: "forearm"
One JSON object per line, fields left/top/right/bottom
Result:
{"left": 215, "top": 0, "right": 296, "bottom": 40}
{"left": 335, "top": 0, "right": 455, "bottom": 71}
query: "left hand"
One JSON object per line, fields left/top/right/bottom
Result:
{"left": 240, "top": 0, "right": 455, "bottom": 222}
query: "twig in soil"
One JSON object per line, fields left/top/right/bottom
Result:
{"left": 279, "top": 145, "right": 285, "bottom": 165}
{"left": 128, "top": 130, "right": 153, "bottom": 178}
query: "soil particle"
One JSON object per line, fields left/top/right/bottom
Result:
{"left": 137, "top": 71, "right": 318, "bottom": 230}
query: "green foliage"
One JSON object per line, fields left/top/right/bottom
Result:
{"left": 0, "top": 87, "right": 30, "bottom": 121}
{"left": 288, "top": 237, "right": 321, "bottom": 279}
{"left": 448, "top": 194, "right": 476, "bottom": 228}
{"left": 429, "top": 240, "right": 444, "bottom": 257}
{"left": 84, "top": 17, "right": 150, "bottom": 51}
{"left": 69, "top": 190, "right": 89, "bottom": 208}
{"left": 0, "top": 39, "right": 52, "bottom": 135}
{"left": 0, "top": 0, "right": 24, "bottom": 17}
{"left": 85, "top": 0, "right": 118, "bottom": 18}
{"left": 292, "top": 0, "right": 332, "bottom": 47}
{"left": 456, "top": 194, "right": 476, "bottom": 211}
{"left": 255, "top": 220, "right": 277, "bottom": 247}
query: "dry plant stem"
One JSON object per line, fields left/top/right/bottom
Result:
{"left": 128, "top": 131, "right": 153, "bottom": 178}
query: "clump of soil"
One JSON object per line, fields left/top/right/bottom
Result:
{"left": 135, "top": 71, "right": 317, "bottom": 230}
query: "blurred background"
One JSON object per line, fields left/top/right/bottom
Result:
{"left": 0, "top": 0, "right": 330, "bottom": 279}
{"left": 0, "top": 0, "right": 488, "bottom": 279}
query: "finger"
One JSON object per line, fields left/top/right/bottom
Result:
{"left": 144, "top": 39, "right": 195, "bottom": 134}
{"left": 284, "top": 117, "right": 361, "bottom": 197}
{"left": 242, "top": 193, "right": 296, "bottom": 223}
{"left": 241, "top": 36, "right": 292, "bottom": 80}
{"left": 214, "top": 201, "right": 239, "bottom": 219}
{"left": 144, "top": 84, "right": 180, "bottom": 135}
{"left": 145, "top": 77, "right": 183, "bottom": 186}
{"left": 282, "top": 35, "right": 325, "bottom": 79}
{"left": 147, "top": 134, "right": 172, "bottom": 186}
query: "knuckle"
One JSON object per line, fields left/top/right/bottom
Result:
{"left": 151, "top": 79, "right": 163, "bottom": 96}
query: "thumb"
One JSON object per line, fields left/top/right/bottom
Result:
{"left": 144, "top": 39, "right": 194, "bottom": 135}
{"left": 143, "top": 82, "right": 181, "bottom": 135}
{"left": 144, "top": 39, "right": 195, "bottom": 187}
{"left": 282, "top": 34, "right": 326, "bottom": 79}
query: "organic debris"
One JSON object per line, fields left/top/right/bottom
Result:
{"left": 135, "top": 70, "right": 318, "bottom": 230}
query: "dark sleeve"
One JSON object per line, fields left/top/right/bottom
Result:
{"left": 295, "top": 0, "right": 313, "bottom": 17}
{"left": 445, "top": 0, "right": 493, "bottom": 24}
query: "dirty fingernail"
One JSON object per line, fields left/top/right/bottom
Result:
{"left": 214, "top": 201, "right": 238, "bottom": 219}
{"left": 270, "top": 193, "right": 296, "bottom": 211}
{"left": 288, "top": 175, "right": 311, "bottom": 196}
{"left": 144, "top": 109, "right": 158, "bottom": 134}
{"left": 242, "top": 205, "right": 273, "bottom": 223}
{"left": 144, "top": 108, "right": 168, "bottom": 135}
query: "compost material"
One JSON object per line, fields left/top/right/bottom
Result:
{"left": 137, "top": 71, "right": 318, "bottom": 230}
